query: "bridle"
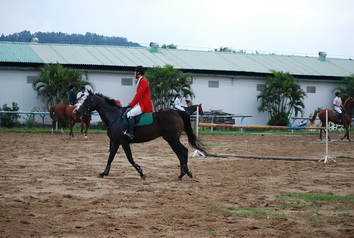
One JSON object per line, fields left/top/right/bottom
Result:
{"left": 78, "top": 93, "right": 95, "bottom": 117}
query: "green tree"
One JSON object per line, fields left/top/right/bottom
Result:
{"left": 334, "top": 74, "right": 354, "bottom": 102}
{"left": 33, "top": 63, "right": 93, "bottom": 109}
{"left": 145, "top": 65, "right": 195, "bottom": 111}
{"left": 257, "top": 70, "right": 306, "bottom": 126}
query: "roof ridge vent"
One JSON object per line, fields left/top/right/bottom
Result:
{"left": 318, "top": 51, "right": 327, "bottom": 61}
{"left": 223, "top": 47, "right": 232, "bottom": 52}
{"left": 149, "top": 42, "right": 159, "bottom": 53}
{"left": 29, "top": 37, "right": 39, "bottom": 44}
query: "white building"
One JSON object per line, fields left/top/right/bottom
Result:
{"left": 0, "top": 41, "right": 353, "bottom": 125}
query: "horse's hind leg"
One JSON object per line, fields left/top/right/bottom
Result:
{"left": 59, "top": 120, "right": 65, "bottom": 134}
{"left": 165, "top": 138, "right": 191, "bottom": 180}
{"left": 121, "top": 142, "right": 146, "bottom": 180}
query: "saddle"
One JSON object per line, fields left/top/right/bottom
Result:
{"left": 332, "top": 111, "right": 342, "bottom": 123}
{"left": 123, "top": 113, "right": 153, "bottom": 126}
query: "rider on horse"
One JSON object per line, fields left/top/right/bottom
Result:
{"left": 333, "top": 91, "right": 343, "bottom": 123}
{"left": 124, "top": 66, "right": 153, "bottom": 140}
{"left": 174, "top": 93, "right": 186, "bottom": 111}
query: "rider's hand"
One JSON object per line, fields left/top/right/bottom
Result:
{"left": 126, "top": 104, "right": 132, "bottom": 109}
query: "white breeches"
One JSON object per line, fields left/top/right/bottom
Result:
{"left": 127, "top": 105, "right": 142, "bottom": 118}
{"left": 334, "top": 106, "right": 342, "bottom": 114}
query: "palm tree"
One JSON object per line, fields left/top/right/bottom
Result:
{"left": 257, "top": 70, "right": 306, "bottom": 126}
{"left": 145, "top": 65, "right": 194, "bottom": 111}
{"left": 33, "top": 63, "right": 93, "bottom": 109}
{"left": 334, "top": 74, "right": 354, "bottom": 102}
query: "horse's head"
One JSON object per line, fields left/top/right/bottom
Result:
{"left": 76, "top": 90, "right": 96, "bottom": 120}
{"left": 198, "top": 104, "right": 204, "bottom": 115}
{"left": 343, "top": 96, "right": 354, "bottom": 112}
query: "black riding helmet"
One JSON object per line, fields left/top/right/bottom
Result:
{"left": 134, "top": 65, "right": 145, "bottom": 75}
{"left": 335, "top": 92, "right": 341, "bottom": 96}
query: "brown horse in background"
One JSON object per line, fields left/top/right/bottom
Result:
{"left": 183, "top": 104, "right": 204, "bottom": 115}
{"left": 49, "top": 104, "right": 68, "bottom": 134}
{"left": 310, "top": 97, "right": 354, "bottom": 141}
{"left": 66, "top": 106, "right": 92, "bottom": 140}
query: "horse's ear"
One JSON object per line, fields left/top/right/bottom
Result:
{"left": 88, "top": 90, "right": 92, "bottom": 94}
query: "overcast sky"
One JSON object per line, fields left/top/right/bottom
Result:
{"left": 1, "top": 0, "right": 353, "bottom": 58}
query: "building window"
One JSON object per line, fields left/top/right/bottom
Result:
{"left": 208, "top": 81, "right": 219, "bottom": 88}
{"left": 27, "top": 76, "right": 37, "bottom": 84}
{"left": 306, "top": 86, "right": 316, "bottom": 93}
{"left": 257, "top": 84, "right": 266, "bottom": 91}
{"left": 122, "top": 78, "right": 133, "bottom": 86}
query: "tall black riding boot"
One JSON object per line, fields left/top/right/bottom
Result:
{"left": 124, "top": 117, "right": 135, "bottom": 140}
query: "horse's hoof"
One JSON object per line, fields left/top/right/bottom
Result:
{"left": 187, "top": 171, "right": 193, "bottom": 178}
{"left": 84, "top": 136, "right": 88, "bottom": 140}
{"left": 140, "top": 175, "right": 146, "bottom": 180}
{"left": 97, "top": 174, "right": 104, "bottom": 178}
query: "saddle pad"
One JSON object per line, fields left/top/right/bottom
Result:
{"left": 123, "top": 113, "right": 153, "bottom": 126}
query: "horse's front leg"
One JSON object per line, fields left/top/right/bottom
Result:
{"left": 98, "top": 141, "right": 120, "bottom": 178}
{"left": 81, "top": 121, "right": 88, "bottom": 140}
{"left": 121, "top": 142, "right": 146, "bottom": 180}
{"left": 68, "top": 120, "right": 75, "bottom": 138}
{"left": 341, "top": 127, "right": 350, "bottom": 141}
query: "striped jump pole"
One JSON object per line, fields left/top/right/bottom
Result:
{"left": 198, "top": 122, "right": 334, "bottom": 163}
{"left": 198, "top": 123, "right": 325, "bottom": 130}
{"left": 190, "top": 106, "right": 206, "bottom": 157}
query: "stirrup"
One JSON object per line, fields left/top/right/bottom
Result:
{"left": 123, "top": 130, "right": 134, "bottom": 140}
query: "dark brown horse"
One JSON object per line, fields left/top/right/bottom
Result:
{"left": 183, "top": 104, "right": 204, "bottom": 115}
{"left": 310, "top": 97, "right": 354, "bottom": 141}
{"left": 49, "top": 104, "right": 68, "bottom": 134}
{"left": 66, "top": 106, "right": 92, "bottom": 140}
{"left": 75, "top": 91, "right": 206, "bottom": 180}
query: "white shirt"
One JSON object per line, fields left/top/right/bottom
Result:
{"left": 174, "top": 97, "right": 185, "bottom": 111}
{"left": 333, "top": 96, "right": 342, "bottom": 113}
{"left": 76, "top": 91, "right": 89, "bottom": 106}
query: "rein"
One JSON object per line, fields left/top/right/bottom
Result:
{"left": 79, "top": 94, "right": 95, "bottom": 116}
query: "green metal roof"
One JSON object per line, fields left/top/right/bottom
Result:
{"left": 0, "top": 41, "right": 353, "bottom": 78}
{"left": 0, "top": 42, "right": 43, "bottom": 63}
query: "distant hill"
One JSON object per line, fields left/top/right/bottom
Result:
{"left": 0, "top": 30, "right": 141, "bottom": 47}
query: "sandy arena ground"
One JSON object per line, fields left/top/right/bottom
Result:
{"left": 0, "top": 131, "right": 353, "bottom": 237}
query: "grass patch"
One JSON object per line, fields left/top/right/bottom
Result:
{"left": 212, "top": 205, "right": 286, "bottom": 218}
{"left": 203, "top": 192, "right": 354, "bottom": 228}
{"left": 286, "top": 193, "right": 354, "bottom": 203}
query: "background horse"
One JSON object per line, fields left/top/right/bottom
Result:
{"left": 49, "top": 104, "right": 68, "bottom": 134}
{"left": 66, "top": 106, "right": 92, "bottom": 140}
{"left": 183, "top": 103, "right": 204, "bottom": 115}
{"left": 76, "top": 91, "right": 206, "bottom": 180}
{"left": 310, "top": 97, "right": 354, "bottom": 141}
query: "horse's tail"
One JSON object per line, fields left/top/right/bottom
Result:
{"left": 176, "top": 110, "right": 207, "bottom": 155}
{"left": 49, "top": 105, "right": 58, "bottom": 121}
{"left": 310, "top": 110, "right": 320, "bottom": 124}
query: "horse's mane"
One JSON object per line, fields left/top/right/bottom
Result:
{"left": 96, "top": 93, "right": 122, "bottom": 108}
{"left": 344, "top": 97, "right": 350, "bottom": 106}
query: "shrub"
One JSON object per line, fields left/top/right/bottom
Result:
{"left": 0, "top": 102, "right": 21, "bottom": 128}
{"left": 24, "top": 108, "right": 37, "bottom": 128}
